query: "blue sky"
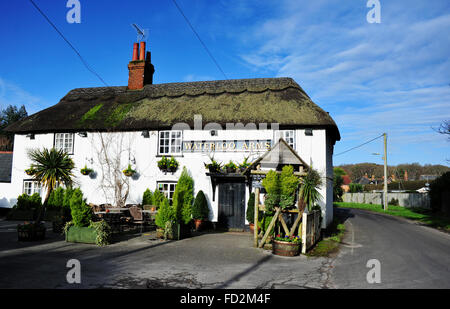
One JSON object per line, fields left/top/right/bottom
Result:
{"left": 0, "top": 0, "right": 449, "bottom": 166}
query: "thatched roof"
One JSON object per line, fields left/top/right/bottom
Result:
{"left": 4, "top": 78, "right": 340, "bottom": 141}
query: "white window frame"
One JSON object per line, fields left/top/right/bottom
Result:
{"left": 158, "top": 130, "right": 182, "bottom": 155}
{"left": 157, "top": 182, "right": 177, "bottom": 202}
{"left": 281, "top": 130, "right": 296, "bottom": 150}
{"left": 23, "top": 180, "right": 41, "bottom": 196}
{"left": 54, "top": 133, "right": 74, "bottom": 154}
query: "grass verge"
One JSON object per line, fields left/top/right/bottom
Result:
{"left": 306, "top": 216, "right": 346, "bottom": 257}
{"left": 334, "top": 202, "right": 450, "bottom": 232}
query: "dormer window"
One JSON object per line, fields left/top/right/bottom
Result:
{"left": 54, "top": 133, "right": 74, "bottom": 154}
{"left": 158, "top": 130, "right": 182, "bottom": 155}
{"left": 281, "top": 130, "right": 296, "bottom": 150}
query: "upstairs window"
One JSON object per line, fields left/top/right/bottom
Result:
{"left": 54, "top": 133, "right": 74, "bottom": 154}
{"left": 281, "top": 130, "right": 296, "bottom": 150}
{"left": 159, "top": 131, "right": 182, "bottom": 155}
{"left": 23, "top": 180, "right": 41, "bottom": 196}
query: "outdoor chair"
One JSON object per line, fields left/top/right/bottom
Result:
{"left": 129, "top": 205, "right": 146, "bottom": 233}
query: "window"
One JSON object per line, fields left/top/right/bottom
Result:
{"left": 158, "top": 182, "right": 177, "bottom": 202}
{"left": 23, "top": 181, "right": 41, "bottom": 195}
{"left": 54, "top": 133, "right": 74, "bottom": 154}
{"left": 159, "top": 130, "right": 182, "bottom": 155}
{"left": 281, "top": 130, "right": 296, "bottom": 149}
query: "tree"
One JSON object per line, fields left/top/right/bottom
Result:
{"left": 0, "top": 104, "right": 27, "bottom": 150}
{"left": 333, "top": 167, "right": 344, "bottom": 202}
{"left": 192, "top": 190, "right": 209, "bottom": 220}
{"left": 435, "top": 120, "right": 450, "bottom": 139}
{"left": 299, "top": 168, "right": 323, "bottom": 211}
{"left": 27, "top": 147, "right": 75, "bottom": 223}
{"left": 172, "top": 167, "right": 194, "bottom": 225}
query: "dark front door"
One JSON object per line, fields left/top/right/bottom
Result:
{"left": 218, "top": 182, "right": 246, "bottom": 230}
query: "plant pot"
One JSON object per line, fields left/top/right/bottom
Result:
{"left": 65, "top": 226, "right": 98, "bottom": 244}
{"left": 249, "top": 223, "right": 256, "bottom": 233}
{"left": 168, "top": 167, "right": 177, "bottom": 173}
{"left": 156, "top": 228, "right": 165, "bottom": 239}
{"left": 17, "top": 225, "right": 46, "bottom": 241}
{"left": 272, "top": 240, "right": 301, "bottom": 257}
{"left": 123, "top": 171, "right": 134, "bottom": 177}
{"left": 226, "top": 167, "right": 236, "bottom": 173}
{"left": 194, "top": 219, "right": 203, "bottom": 231}
{"left": 208, "top": 167, "right": 220, "bottom": 174}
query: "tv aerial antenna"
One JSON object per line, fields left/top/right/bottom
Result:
{"left": 131, "top": 23, "right": 148, "bottom": 42}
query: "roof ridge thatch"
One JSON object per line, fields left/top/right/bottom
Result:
{"left": 4, "top": 77, "right": 340, "bottom": 141}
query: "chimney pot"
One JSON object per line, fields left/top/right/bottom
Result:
{"left": 139, "top": 42, "right": 146, "bottom": 61}
{"left": 132, "top": 43, "right": 139, "bottom": 61}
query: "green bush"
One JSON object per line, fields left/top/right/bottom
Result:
{"left": 70, "top": 188, "right": 92, "bottom": 227}
{"left": 349, "top": 183, "right": 363, "bottom": 193}
{"left": 142, "top": 188, "right": 153, "bottom": 205}
{"left": 172, "top": 167, "right": 194, "bottom": 224}
{"left": 279, "top": 165, "right": 300, "bottom": 209}
{"left": 155, "top": 197, "right": 174, "bottom": 229}
{"left": 246, "top": 192, "right": 263, "bottom": 224}
{"left": 192, "top": 190, "right": 209, "bottom": 220}
{"left": 152, "top": 189, "right": 165, "bottom": 208}
{"left": 262, "top": 170, "right": 280, "bottom": 213}
{"left": 89, "top": 220, "right": 112, "bottom": 246}
{"left": 15, "top": 193, "right": 42, "bottom": 211}
{"left": 47, "top": 187, "right": 65, "bottom": 210}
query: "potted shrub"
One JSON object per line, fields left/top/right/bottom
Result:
{"left": 238, "top": 157, "right": 251, "bottom": 173}
{"left": 192, "top": 190, "right": 209, "bottom": 231}
{"left": 272, "top": 234, "right": 302, "bottom": 257}
{"left": 262, "top": 170, "right": 280, "bottom": 214}
{"left": 224, "top": 160, "right": 237, "bottom": 173}
{"left": 204, "top": 156, "right": 222, "bottom": 173}
{"left": 155, "top": 197, "right": 174, "bottom": 239}
{"left": 167, "top": 156, "right": 179, "bottom": 173}
{"left": 172, "top": 167, "right": 194, "bottom": 239}
{"left": 122, "top": 164, "right": 136, "bottom": 177}
{"left": 17, "top": 221, "right": 46, "bottom": 241}
{"left": 157, "top": 156, "right": 169, "bottom": 172}
{"left": 80, "top": 165, "right": 94, "bottom": 176}
{"left": 25, "top": 167, "right": 35, "bottom": 176}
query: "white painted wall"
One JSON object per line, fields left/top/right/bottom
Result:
{"left": 1, "top": 129, "right": 335, "bottom": 228}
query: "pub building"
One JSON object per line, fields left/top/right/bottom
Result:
{"left": 2, "top": 41, "right": 340, "bottom": 229}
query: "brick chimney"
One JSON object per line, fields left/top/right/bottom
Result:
{"left": 127, "top": 42, "right": 155, "bottom": 90}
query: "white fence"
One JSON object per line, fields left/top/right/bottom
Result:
{"left": 301, "top": 209, "right": 321, "bottom": 254}
{"left": 342, "top": 192, "right": 430, "bottom": 209}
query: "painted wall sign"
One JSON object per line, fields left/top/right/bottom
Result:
{"left": 183, "top": 140, "right": 272, "bottom": 152}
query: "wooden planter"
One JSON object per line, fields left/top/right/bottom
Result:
{"left": 272, "top": 240, "right": 301, "bottom": 257}
{"left": 18, "top": 225, "right": 46, "bottom": 241}
{"left": 66, "top": 226, "right": 98, "bottom": 244}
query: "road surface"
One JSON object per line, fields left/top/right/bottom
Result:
{"left": 331, "top": 208, "right": 450, "bottom": 288}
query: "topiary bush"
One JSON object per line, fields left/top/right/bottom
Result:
{"left": 246, "top": 192, "right": 263, "bottom": 224}
{"left": 47, "top": 187, "right": 65, "bottom": 210}
{"left": 142, "top": 188, "right": 153, "bottom": 205}
{"left": 192, "top": 190, "right": 209, "bottom": 220}
{"left": 152, "top": 189, "right": 165, "bottom": 208}
{"left": 155, "top": 197, "right": 174, "bottom": 229}
{"left": 279, "top": 165, "right": 300, "bottom": 209}
{"left": 70, "top": 188, "right": 93, "bottom": 227}
{"left": 172, "top": 167, "right": 194, "bottom": 225}
{"left": 262, "top": 170, "right": 280, "bottom": 214}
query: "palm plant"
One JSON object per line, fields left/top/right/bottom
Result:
{"left": 298, "top": 168, "right": 323, "bottom": 212}
{"left": 27, "top": 147, "right": 75, "bottom": 223}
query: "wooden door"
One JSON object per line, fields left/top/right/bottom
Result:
{"left": 218, "top": 182, "right": 245, "bottom": 230}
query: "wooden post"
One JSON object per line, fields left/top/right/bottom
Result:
{"left": 253, "top": 187, "right": 260, "bottom": 248}
{"left": 258, "top": 207, "right": 281, "bottom": 248}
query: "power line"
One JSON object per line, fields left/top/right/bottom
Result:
{"left": 334, "top": 134, "right": 384, "bottom": 157}
{"left": 171, "top": 0, "right": 228, "bottom": 80}
{"left": 29, "top": 0, "right": 109, "bottom": 86}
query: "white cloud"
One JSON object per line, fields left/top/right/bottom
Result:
{"left": 0, "top": 78, "right": 46, "bottom": 114}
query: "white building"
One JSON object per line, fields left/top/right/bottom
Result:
{"left": 2, "top": 42, "right": 340, "bottom": 229}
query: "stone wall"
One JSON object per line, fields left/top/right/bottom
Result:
{"left": 342, "top": 192, "right": 430, "bottom": 209}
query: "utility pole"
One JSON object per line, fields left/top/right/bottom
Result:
{"left": 383, "top": 133, "right": 388, "bottom": 211}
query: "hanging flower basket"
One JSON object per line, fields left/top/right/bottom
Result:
{"left": 80, "top": 165, "right": 94, "bottom": 176}
{"left": 223, "top": 160, "right": 237, "bottom": 173}
{"left": 122, "top": 164, "right": 136, "bottom": 177}
{"left": 25, "top": 168, "right": 35, "bottom": 176}
{"left": 204, "top": 157, "right": 222, "bottom": 173}
{"left": 158, "top": 156, "right": 179, "bottom": 173}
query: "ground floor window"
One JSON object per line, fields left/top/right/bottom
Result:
{"left": 23, "top": 180, "right": 41, "bottom": 195}
{"left": 157, "top": 182, "right": 177, "bottom": 202}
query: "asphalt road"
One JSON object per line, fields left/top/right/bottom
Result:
{"left": 331, "top": 208, "right": 450, "bottom": 288}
